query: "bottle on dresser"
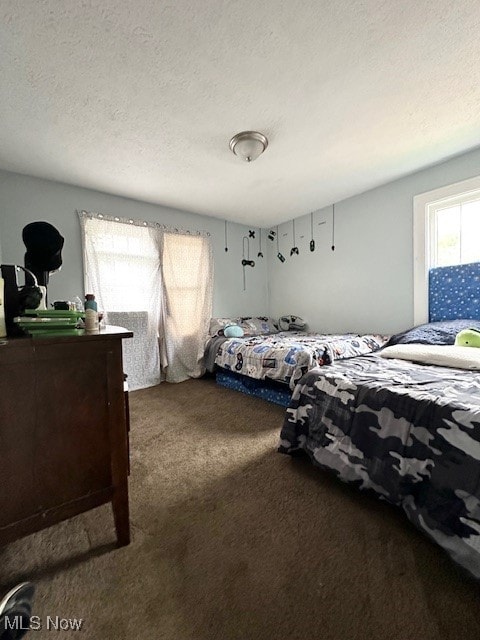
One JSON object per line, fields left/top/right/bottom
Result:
{"left": 84, "top": 294, "right": 99, "bottom": 331}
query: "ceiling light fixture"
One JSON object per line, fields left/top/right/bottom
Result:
{"left": 229, "top": 131, "right": 268, "bottom": 163}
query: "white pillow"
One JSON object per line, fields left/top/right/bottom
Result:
{"left": 380, "top": 344, "right": 480, "bottom": 370}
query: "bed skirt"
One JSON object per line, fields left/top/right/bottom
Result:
{"left": 216, "top": 368, "right": 291, "bottom": 406}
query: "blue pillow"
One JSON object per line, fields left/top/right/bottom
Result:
{"left": 224, "top": 324, "right": 244, "bottom": 338}
{"left": 386, "top": 319, "right": 480, "bottom": 346}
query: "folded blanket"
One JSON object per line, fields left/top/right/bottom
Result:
{"left": 380, "top": 344, "right": 480, "bottom": 370}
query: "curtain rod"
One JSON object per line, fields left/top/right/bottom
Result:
{"left": 78, "top": 210, "right": 211, "bottom": 237}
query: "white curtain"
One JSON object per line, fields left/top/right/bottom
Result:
{"left": 79, "top": 212, "right": 213, "bottom": 387}
{"left": 161, "top": 231, "right": 214, "bottom": 382}
{"left": 80, "top": 214, "right": 162, "bottom": 389}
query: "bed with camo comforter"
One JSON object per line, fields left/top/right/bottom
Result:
{"left": 279, "top": 352, "right": 480, "bottom": 579}
{"left": 213, "top": 332, "right": 387, "bottom": 389}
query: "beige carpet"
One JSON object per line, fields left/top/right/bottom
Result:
{"left": 1, "top": 378, "right": 480, "bottom": 640}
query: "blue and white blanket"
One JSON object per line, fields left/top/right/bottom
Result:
{"left": 214, "top": 332, "right": 387, "bottom": 389}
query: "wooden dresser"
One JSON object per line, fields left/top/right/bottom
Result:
{"left": 0, "top": 326, "right": 133, "bottom": 548}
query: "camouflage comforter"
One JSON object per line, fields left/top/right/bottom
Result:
{"left": 279, "top": 353, "right": 480, "bottom": 579}
{"left": 214, "top": 332, "right": 387, "bottom": 389}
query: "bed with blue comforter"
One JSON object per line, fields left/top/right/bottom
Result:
{"left": 279, "top": 326, "right": 480, "bottom": 579}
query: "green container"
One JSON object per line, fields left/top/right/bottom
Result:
{"left": 23, "top": 309, "right": 84, "bottom": 319}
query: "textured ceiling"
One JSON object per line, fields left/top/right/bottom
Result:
{"left": 1, "top": 0, "right": 480, "bottom": 226}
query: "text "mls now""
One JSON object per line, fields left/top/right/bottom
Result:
{"left": 4, "top": 615, "right": 84, "bottom": 632}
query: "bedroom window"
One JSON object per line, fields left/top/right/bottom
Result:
{"left": 428, "top": 194, "right": 480, "bottom": 268}
{"left": 79, "top": 212, "right": 213, "bottom": 386}
{"left": 413, "top": 175, "right": 480, "bottom": 324}
{"left": 81, "top": 215, "right": 160, "bottom": 312}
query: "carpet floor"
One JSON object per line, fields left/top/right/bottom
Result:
{"left": 1, "top": 378, "right": 480, "bottom": 639}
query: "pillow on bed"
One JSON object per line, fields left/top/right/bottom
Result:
{"left": 238, "top": 317, "right": 279, "bottom": 336}
{"left": 278, "top": 315, "right": 307, "bottom": 331}
{"left": 386, "top": 320, "right": 480, "bottom": 347}
{"left": 209, "top": 318, "right": 238, "bottom": 336}
{"left": 224, "top": 324, "right": 244, "bottom": 338}
{"left": 380, "top": 344, "right": 480, "bottom": 370}
{"left": 209, "top": 316, "right": 278, "bottom": 337}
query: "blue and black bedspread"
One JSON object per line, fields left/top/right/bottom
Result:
{"left": 279, "top": 353, "right": 480, "bottom": 579}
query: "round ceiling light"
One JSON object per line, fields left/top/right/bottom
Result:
{"left": 229, "top": 131, "right": 268, "bottom": 163}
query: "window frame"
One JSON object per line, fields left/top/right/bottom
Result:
{"left": 413, "top": 174, "right": 480, "bottom": 325}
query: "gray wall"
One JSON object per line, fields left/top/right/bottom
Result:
{"left": 2, "top": 144, "right": 480, "bottom": 335}
{"left": 0, "top": 170, "right": 268, "bottom": 316}
{"left": 267, "top": 146, "right": 480, "bottom": 335}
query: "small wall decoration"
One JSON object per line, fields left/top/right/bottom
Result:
{"left": 241, "top": 236, "right": 255, "bottom": 290}
{"left": 310, "top": 212, "right": 315, "bottom": 252}
{"left": 222, "top": 212, "right": 330, "bottom": 274}
{"left": 290, "top": 219, "right": 299, "bottom": 256}
{"left": 331, "top": 203, "right": 336, "bottom": 251}
{"left": 257, "top": 228, "right": 263, "bottom": 258}
{"left": 310, "top": 211, "right": 326, "bottom": 252}
{"left": 276, "top": 226, "right": 285, "bottom": 262}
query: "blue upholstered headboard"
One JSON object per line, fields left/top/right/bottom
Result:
{"left": 429, "top": 262, "right": 480, "bottom": 321}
